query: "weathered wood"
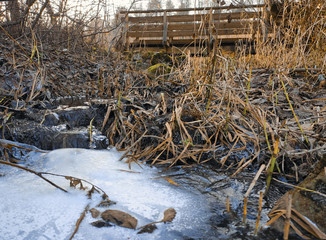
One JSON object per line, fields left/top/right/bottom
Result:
{"left": 122, "top": 4, "right": 269, "bottom": 49}
{"left": 129, "top": 24, "right": 164, "bottom": 32}
{"left": 120, "top": 4, "right": 266, "bottom": 14}
{"left": 127, "top": 28, "right": 253, "bottom": 38}
{"left": 125, "top": 14, "right": 129, "bottom": 50}
{"left": 163, "top": 11, "right": 168, "bottom": 46}
{"left": 132, "top": 34, "right": 254, "bottom": 45}
{"left": 129, "top": 16, "right": 164, "bottom": 24}
{"left": 128, "top": 11, "right": 260, "bottom": 24}
{"left": 209, "top": 8, "right": 213, "bottom": 52}
{"left": 129, "top": 20, "right": 259, "bottom": 32}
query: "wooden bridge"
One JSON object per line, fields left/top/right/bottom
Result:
{"left": 120, "top": 4, "right": 271, "bottom": 52}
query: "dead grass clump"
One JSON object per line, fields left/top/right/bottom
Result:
{"left": 1, "top": 1, "right": 325, "bottom": 177}
{"left": 102, "top": 0, "right": 326, "bottom": 176}
{"left": 253, "top": 0, "right": 326, "bottom": 70}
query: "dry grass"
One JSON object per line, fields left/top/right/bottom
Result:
{"left": 1, "top": 1, "right": 325, "bottom": 238}
{"left": 254, "top": 0, "right": 326, "bottom": 70}
{"left": 1, "top": 1, "right": 325, "bottom": 176}
{"left": 98, "top": 1, "right": 326, "bottom": 179}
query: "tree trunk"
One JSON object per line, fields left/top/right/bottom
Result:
{"left": 8, "top": 0, "right": 21, "bottom": 33}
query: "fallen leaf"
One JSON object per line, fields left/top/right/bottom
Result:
{"left": 161, "top": 208, "right": 176, "bottom": 223}
{"left": 153, "top": 176, "right": 179, "bottom": 186}
{"left": 90, "top": 208, "right": 100, "bottom": 218}
{"left": 164, "top": 177, "right": 179, "bottom": 186}
{"left": 91, "top": 220, "right": 112, "bottom": 228}
{"left": 101, "top": 209, "right": 138, "bottom": 229}
{"left": 137, "top": 224, "right": 157, "bottom": 234}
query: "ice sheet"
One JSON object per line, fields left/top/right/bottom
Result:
{"left": 0, "top": 148, "right": 211, "bottom": 240}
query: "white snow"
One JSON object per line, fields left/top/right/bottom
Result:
{"left": 0, "top": 148, "right": 211, "bottom": 240}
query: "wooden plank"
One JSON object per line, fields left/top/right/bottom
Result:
{"left": 128, "top": 11, "right": 260, "bottom": 24}
{"left": 167, "top": 20, "right": 259, "bottom": 31}
{"left": 168, "top": 28, "right": 253, "bottom": 37}
{"left": 129, "top": 20, "right": 258, "bottom": 32}
{"left": 128, "top": 27, "right": 254, "bottom": 38}
{"left": 130, "top": 34, "right": 254, "bottom": 47}
{"left": 129, "top": 16, "right": 164, "bottom": 24}
{"left": 129, "top": 24, "right": 164, "bottom": 31}
{"left": 128, "top": 20, "right": 260, "bottom": 32}
{"left": 120, "top": 4, "right": 266, "bottom": 14}
{"left": 124, "top": 4, "right": 270, "bottom": 49}
{"left": 163, "top": 11, "right": 168, "bottom": 45}
{"left": 132, "top": 40, "right": 167, "bottom": 46}
{"left": 131, "top": 39, "right": 200, "bottom": 47}
{"left": 132, "top": 44, "right": 249, "bottom": 55}
{"left": 212, "top": 20, "right": 259, "bottom": 29}
{"left": 127, "top": 31, "right": 164, "bottom": 38}
{"left": 167, "top": 11, "right": 260, "bottom": 23}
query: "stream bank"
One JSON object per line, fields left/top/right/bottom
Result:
{"left": 1, "top": 36, "right": 326, "bottom": 239}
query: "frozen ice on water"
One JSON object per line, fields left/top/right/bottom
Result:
{"left": 0, "top": 148, "right": 211, "bottom": 240}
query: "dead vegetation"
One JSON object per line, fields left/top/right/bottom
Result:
{"left": 104, "top": 0, "right": 326, "bottom": 175}
{"left": 1, "top": 0, "right": 326, "bottom": 238}
{"left": 0, "top": 0, "right": 325, "bottom": 174}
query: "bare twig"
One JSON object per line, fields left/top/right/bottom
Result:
{"left": 0, "top": 161, "right": 68, "bottom": 193}
{"left": 69, "top": 204, "right": 90, "bottom": 240}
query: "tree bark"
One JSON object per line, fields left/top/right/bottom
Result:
{"left": 8, "top": 0, "right": 21, "bottom": 33}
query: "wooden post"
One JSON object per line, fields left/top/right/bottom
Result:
{"left": 169, "top": 37, "right": 173, "bottom": 46}
{"left": 125, "top": 13, "right": 129, "bottom": 50}
{"left": 262, "top": 5, "right": 268, "bottom": 42}
{"left": 209, "top": 8, "right": 213, "bottom": 53}
{"left": 163, "top": 11, "right": 168, "bottom": 46}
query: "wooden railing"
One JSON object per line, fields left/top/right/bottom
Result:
{"left": 120, "top": 4, "right": 270, "bottom": 50}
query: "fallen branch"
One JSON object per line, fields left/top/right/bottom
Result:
{"left": 69, "top": 204, "right": 90, "bottom": 240}
{"left": 0, "top": 160, "right": 67, "bottom": 193}
{"left": 0, "top": 160, "right": 110, "bottom": 199}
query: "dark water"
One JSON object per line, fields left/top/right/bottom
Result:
{"left": 158, "top": 164, "right": 290, "bottom": 240}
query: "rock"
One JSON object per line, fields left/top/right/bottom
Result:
{"left": 44, "top": 112, "right": 60, "bottom": 126}
{"left": 101, "top": 209, "right": 138, "bottom": 229}
{"left": 8, "top": 119, "right": 108, "bottom": 150}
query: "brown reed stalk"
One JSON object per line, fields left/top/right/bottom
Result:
{"left": 283, "top": 192, "right": 292, "bottom": 240}
{"left": 254, "top": 191, "right": 264, "bottom": 235}
{"left": 243, "top": 164, "right": 266, "bottom": 224}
